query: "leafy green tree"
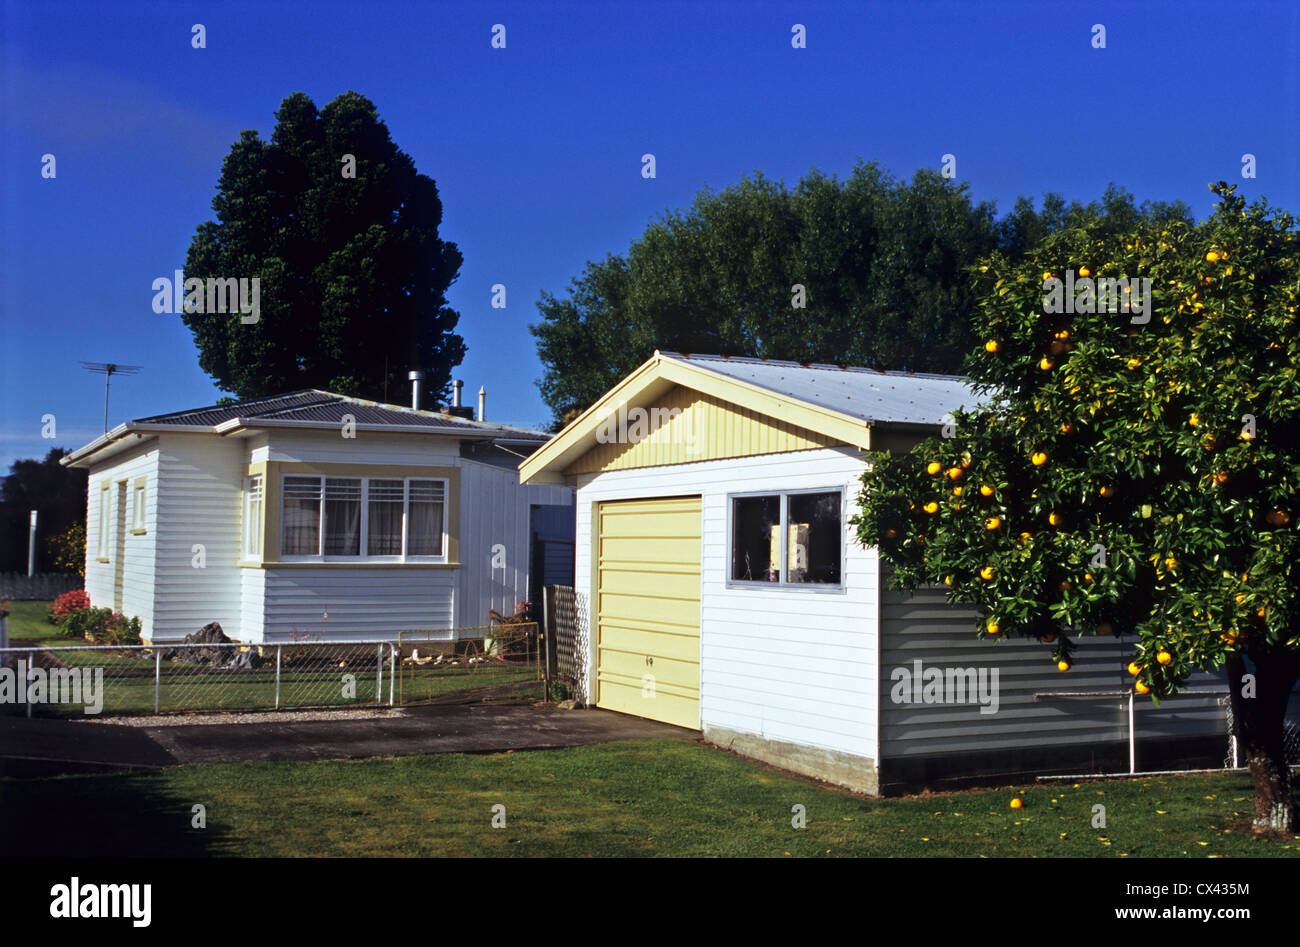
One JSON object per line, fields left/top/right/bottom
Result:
{"left": 48, "top": 520, "right": 86, "bottom": 577}
{"left": 182, "top": 91, "right": 465, "bottom": 406}
{"left": 0, "top": 448, "right": 87, "bottom": 573}
{"left": 853, "top": 183, "right": 1300, "bottom": 835}
{"left": 531, "top": 164, "right": 1192, "bottom": 427}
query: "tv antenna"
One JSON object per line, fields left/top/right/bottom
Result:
{"left": 81, "top": 362, "right": 143, "bottom": 432}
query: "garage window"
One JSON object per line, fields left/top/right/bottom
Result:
{"left": 729, "top": 489, "right": 843, "bottom": 587}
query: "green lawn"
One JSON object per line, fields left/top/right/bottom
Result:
{"left": 1, "top": 740, "right": 1296, "bottom": 857}
{"left": 3, "top": 600, "right": 66, "bottom": 645}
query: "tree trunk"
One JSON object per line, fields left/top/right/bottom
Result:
{"left": 1225, "top": 652, "right": 1300, "bottom": 837}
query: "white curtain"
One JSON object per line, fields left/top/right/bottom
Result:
{"left": 282, "top": 476, "right": 321, "bottom": 555}
{"left": 323, "top": 478, "right": 361, "bottom": 555}
{"left": 367, "top": 479, "right": 404, "bottom": 555}
{"left": 408, "top": 480, "right": 445, "bottom": 556}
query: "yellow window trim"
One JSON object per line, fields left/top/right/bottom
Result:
{"left": 248, "top": 460, "right": 460, "bottom": 565}
{"left": 131, "top": 476, "right": 147, "bottom": 534}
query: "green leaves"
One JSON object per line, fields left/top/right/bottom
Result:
{"left": 857, "top": 183, "right": 1300, "bottom": 697}
{"left": 182, "top": 91, "right": 464, "bottom": 404}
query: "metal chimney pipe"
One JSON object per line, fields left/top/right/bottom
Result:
{"left": 477, "top": 386, "right": 486, "bottom": 422}
{"left": 408, "top": 370, "right": 425, "bottom": 410}
{"left": 452, "top": 379, "right": 464, "bottom": 408}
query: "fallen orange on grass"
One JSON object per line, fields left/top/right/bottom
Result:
{"left": 1010, "top": 798, "right": 1023, "bottom": 809}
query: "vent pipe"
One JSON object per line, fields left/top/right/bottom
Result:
{"left": 452, "top": 379, "right": 464, "bottom": 408}
{"left": 408, "top": 370, "right": 425, "bottom": 410}
{"left": 477, "top": 385, "right": 486, "bottom": 422}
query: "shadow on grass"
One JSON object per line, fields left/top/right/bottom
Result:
{"left": 0, "top": 768, "right": 224, "bottom": 857}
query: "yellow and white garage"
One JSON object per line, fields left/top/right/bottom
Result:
{"left": 518, "top": 352, "right": 1246, "bottom": 795}
{"left": 595, "top": 496, "right": 702, "bottom": 728}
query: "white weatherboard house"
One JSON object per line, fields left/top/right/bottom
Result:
{"left": 64, "top": 389, "right": 573, "bottom": 644}
{"left": 520, "top": 351, "right": 1242, "bottom": 794}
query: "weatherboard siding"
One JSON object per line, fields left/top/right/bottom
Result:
{"left": 574, "top": 445, "right": 879, "bottom": 761}
{"left": 455, "top": 460, "right": 572, "bottom": 628}
{"left": 878, "top": 583, "right": 1231, "bottom": 762}
{"left": 151, "top": 435, "right": 244, "bottom": 641}
{"left": 260, "top": 567, "right": 456, "bottom": 641}
{"left": 84, "top": 441, "right": 159, "bottom": 638}
{"left": 256, "top": 430, "right": 462, "bottom": 467}
{"left": 566, "top": 385, "right": 838, "bottom": 474}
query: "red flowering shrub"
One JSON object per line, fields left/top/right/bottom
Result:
{"left": 50, "top": 589, "right": 91, "bottom": 626}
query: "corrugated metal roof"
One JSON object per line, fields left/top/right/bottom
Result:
{"left": 662, "top": 352, "right": 988, "bottom": 425}
{"left": 131, "top": 389, "right": 548, "bottom": 439}
{"left": 135, "top": 391, "right": 333, "bottom": 427}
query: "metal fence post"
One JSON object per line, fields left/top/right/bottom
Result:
{"left": 154, "top": 649, "right": 161, "bottom": 714}
{"left": 275, "top": 645, "right": 282, "bottom": 710}
{"left": 375, "top": 643, "right": 383, "bottom": 707}
{"left": 25, "top": 649, "right": 33, "bottom": 718}
{"left": 389, "top": 644, "right": 395, "bottom": 706}
{"left": 1127, "top": 689, "right": 1136, "bottom": 775}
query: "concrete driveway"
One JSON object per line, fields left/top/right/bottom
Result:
{"left": 0, "top": 701, "right": 697, "bottom": 777}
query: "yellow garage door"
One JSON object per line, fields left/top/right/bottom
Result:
{"left": 596, "top": 496, "right": 702, "bottom": 729}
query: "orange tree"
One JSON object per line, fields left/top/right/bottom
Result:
{"left": 853, "top": 183, "right": 1299, "bottom": 836}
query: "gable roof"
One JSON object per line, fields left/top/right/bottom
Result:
{"left": 63, "top": 389, "right": 549, "bottom": 468}
{"left": 661, "top": 353, "right": 980, "bottom": 427}
{"left": 519, "top": 350, "right": 988, "bottom": 484}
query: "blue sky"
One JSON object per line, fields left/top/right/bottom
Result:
{"left": 2, "top": 0, "right": 1296, "bottom": 470}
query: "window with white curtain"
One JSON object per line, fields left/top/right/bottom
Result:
{"left": 280, "top": 475, "right": 448, "bottom": 560}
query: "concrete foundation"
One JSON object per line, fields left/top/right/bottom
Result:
{"left": 704, "top": 725, "right": 879, "bottom": 795}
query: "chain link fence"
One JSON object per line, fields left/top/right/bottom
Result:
{"left": 397, "top": 622, "right": 542, "bottom": 705}
{"left": 1, "top": 625, "right": 542, "bottom": 718}
{"left": 1220, "top": 695, "right": 1300, "bottom": 769}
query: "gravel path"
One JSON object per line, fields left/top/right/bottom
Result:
{"left": 75, "top": 707, "right": 410, "bottom": 727}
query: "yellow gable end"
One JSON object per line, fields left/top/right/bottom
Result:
{"left": 565, "top": 385, "right": 843, "bottom": 474}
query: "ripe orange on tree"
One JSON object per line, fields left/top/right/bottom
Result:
{"left": 979, "top": 484, "right": 995, "bottom": 497}
{"left": 984, "top": 340, "right": 999, "bottom": 353}
{"left": 1057, "top": 660, "right": 1070, "bottom": 672}
{"left": 926, "top": 461, "right": 943, "bottom": 475}
{"left": 979, "top": 566, "right": 995, "bottom": 581}
{"left": 1157, "top": 650, "right": 1172, "bottom": 665}
{"left": 1031, "top": 451, "right": 1048, "bottom": 466}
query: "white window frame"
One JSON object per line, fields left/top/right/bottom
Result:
{"left": 242, "top": 475, "right": 264, "bottom": 560}
{"left": 278, "top": 474, "right": 448, "bottom": 563}
{"left": 725, "top": 486, "right": 846, "bottom": 592}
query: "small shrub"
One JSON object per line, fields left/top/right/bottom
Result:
{"left": 63, "top": 606, "right": 115, "bottom": 641}
{"left": 50, "top": 590, "right": 90, "bottom": 626}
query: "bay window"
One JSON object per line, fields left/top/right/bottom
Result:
{"left": 280, "top": 475, "right": 447, "bottom": 560}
